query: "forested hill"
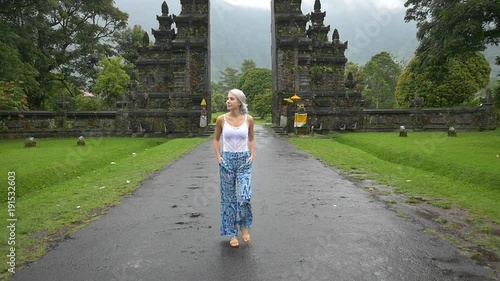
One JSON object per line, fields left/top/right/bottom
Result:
{"left": 117, "top": 0, "right": 499, "bottom": 81}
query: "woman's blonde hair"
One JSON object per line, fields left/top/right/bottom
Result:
{"left": 228, "top": 89, "right": 248, "bottom": 114}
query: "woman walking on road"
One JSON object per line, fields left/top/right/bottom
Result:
{"left": 213, "top": 89, "right": 255, "bottom": 248}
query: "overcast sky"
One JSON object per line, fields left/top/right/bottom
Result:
{"left": 115, "top": 0, "right": 408, "bottom": 30}
{"left": 114, "top": 0, "right": 417, "bottom": 69}
{"left": 223, "top": 0, "right": 406, "bottom": 11}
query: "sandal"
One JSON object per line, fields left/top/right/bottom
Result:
{"left": 229, "top": 237, "right": 239, "bottom": 248}
{"left": 240, "top": 228, "right": 251, "bottom": 243}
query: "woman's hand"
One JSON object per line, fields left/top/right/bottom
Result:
{"left": 247, "top": 155, "right": 253, "bottom": 163}
{"left": 218, "top": 156, "right": 224, "bottom": 163}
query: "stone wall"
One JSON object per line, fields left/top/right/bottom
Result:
{"left": 0, "top": 104, "right": 496, "bottom": 139}
{"left": 0, "top": 110, "right": 204, "bottom": 139}
{"left": 284, "top": 105, "right": 496, "bottom": 133}
{"left": 362, "top": 106, "right": 496, "bottom": 131}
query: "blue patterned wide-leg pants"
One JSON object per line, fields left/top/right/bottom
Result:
{"left": 219, "top": 151, "right": 253, "bottom": 237}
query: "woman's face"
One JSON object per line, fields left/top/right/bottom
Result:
{"left": 226, "top": 93, "right": 240, "bottom": 111}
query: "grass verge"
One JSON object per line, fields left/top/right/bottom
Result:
{"left": 0, "top": 137, "right": 205, "bottom": 278}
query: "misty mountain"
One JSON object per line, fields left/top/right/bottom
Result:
{"left": 116, "top": 0, "right": 499, "bottom": 81}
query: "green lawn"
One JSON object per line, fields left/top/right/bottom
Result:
{"left": 0, "top": 137, "right": 172, "bottom": 200}
{"left": 0, "top": 137, "right": 205, "bottom": 278}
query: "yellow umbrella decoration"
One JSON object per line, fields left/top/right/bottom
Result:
{"left": 290, "top": 94, "right": 301, "bottom": 101}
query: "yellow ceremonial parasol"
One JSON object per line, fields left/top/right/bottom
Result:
{"left": 290, "top": 94, "right": 301, "bottom": 101}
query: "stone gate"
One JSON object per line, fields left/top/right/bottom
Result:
{"left": 271, "top": 0, "right": 495, "bottom": 133}
{"left": 272, "top": 0, "right": 364, "bottom": 132}
{"left": 129, "top": 0, "right": 211, "bottom": 136}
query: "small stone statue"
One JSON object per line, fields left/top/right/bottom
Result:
{"left": 345, "top": 72, "right": 356, "bottom": 90}
{"left": 399, "top": 126, "right": 408, "bottom": 137}
{"left": 447, "top": 127, "right": 457, "bottom": 137}
{"left": 25, "top": 137, "right": 36, "bottom": 147}
{"left": 77, "top": 136, "right": 86, "bottom": 146}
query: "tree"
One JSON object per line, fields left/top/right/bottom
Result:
{"left": 362, "top": 52, "right": 402, "bottom": 108}
{"left": 396, "top": 53, "right": 491, "bottom": 107}
{"left": 252, "top": 88, "right": 272, "bottom": 119}
{"left": 404, "top": 0, "right": 500, "bottom": 72}
{"left": 0, "top": 82, "right": 29, "bottom": 111}
{"left": 219, "top": 67, "right": 240, "bottom": 92}
{"left": 210, "top": 81, "right": 226, "bottom": 113}
{"left": 0, "top": 1, "right": 52, "bottom": 107}
{"left": 240, "top": 59, "right": 257, "bottom": 74}
{"left": 0, "top": 0, "right": 128, "bottom": 109}
{"left": 236, "top": 68, "right": 272, "bottom": 117}
{"left": 114, "top": 25, "right": 145, "bottom": 65}
{"left": 73, "top": 94, "right": 106, "bottom": 111}
{"left": 0, "top": 42, "right": 39, "bottom": 95}
{"left": 41, "top": 0, "right": 128, "bottom": 84}
{"left": 92, "top": 57, "right": 130, "bottom": 108}
{"left": 114, "top": 25, "right": 145, "bottom": 88}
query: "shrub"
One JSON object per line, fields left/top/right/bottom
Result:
{"left": 0, "top": 81, "right": 29, "bottom": 111}
{"left": 73, "top": 94, "right": 107, "bottom": 111}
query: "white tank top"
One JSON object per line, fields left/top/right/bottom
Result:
{"left": 222, "top": 114, "right": 249, "bottom": 152}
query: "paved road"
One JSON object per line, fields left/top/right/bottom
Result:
{"left": 12, "top": 126, "right": 494, "bottom": 281}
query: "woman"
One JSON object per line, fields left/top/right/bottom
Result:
{"left": 213, "top": 89, "right": 255, "bottom": 248}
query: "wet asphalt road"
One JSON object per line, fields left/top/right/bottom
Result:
{"left": 12, "top": 125, "right": 494, "bottom": 281}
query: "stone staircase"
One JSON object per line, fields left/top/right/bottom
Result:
{"left": 268, "top": 125, "right": 288, "bottom": 137}
{"left": 202, "top": 124, "right": 216, "bottom": 137}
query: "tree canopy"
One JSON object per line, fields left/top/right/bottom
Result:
{"left": 114, "top": 25, "right": 146, "bottom": 65}
{"left": 396, "top": 53, "right": 491, "bottom": 107}
{"left": 237, "top": 68, "right": 272, "bottom": 118}
{"left": 219, "top": 67, "right": 240, "bottom": 92}
{"left": 92, "top": 57, "right": 130, "bottom": 108}
{"left": 240, "top": 59, "right": 257, "bottom": 74}
{"left": 114, "top": 24, "right": 146, "bottom": 87}
{"left": 211, "top": 60, "right": 260, "bottom": 114}
{"left": 404, "top": 0, "right": 500, "bottom": 71}
{"left": 210, "top": 81, "right": 226, "bottom": 113}
{"left": 361, "top": 52, "right": 402, "bottom": 108}
{"left": 0, "top": 0, "right": 128, "bottom": 109}
{"left": 218, "top": 59, "right": 258, "bottom": 93}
